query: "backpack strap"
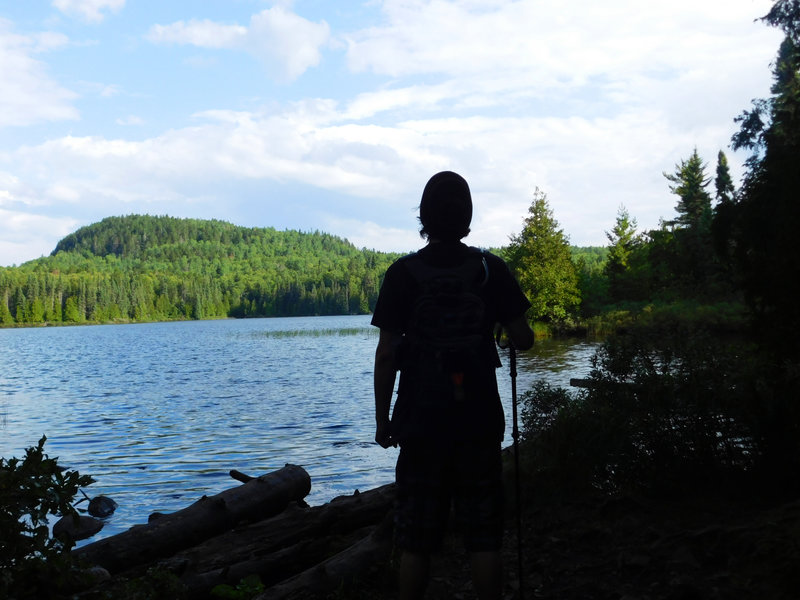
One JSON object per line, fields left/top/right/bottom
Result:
{"left": 402, "top": 246, "right": 489, "bottom": 288}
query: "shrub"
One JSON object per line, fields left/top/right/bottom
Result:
{"left": 519, "top": 314, "right": 799, "bottom": 497}
{"left": 1, "top": 436, "right": 95, "bottom": 599}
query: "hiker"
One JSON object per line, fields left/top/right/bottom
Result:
{"left": 372, "top": 171, "right": 534, "bottom": 600}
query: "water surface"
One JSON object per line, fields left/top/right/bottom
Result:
{"left": 0, "top": 316, "right": 596, "bottom": 540}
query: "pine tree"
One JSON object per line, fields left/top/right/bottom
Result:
{"left": 714, "top": 150, "right": 735, "bottom": 204}
{"left": 730, "top": 0, "right": 800, "bottom": 352}
{"left": 663, "top": 149, "right": 716, "bottom": 288}
{"left": 604, "top": 206, "right": 643, "bottom": 302}
{"left": 711, "top": 150, "right": 737, "bottom": 264}
{"left": 506, "top": 189, "right": 580, "bottom": 322}
{"left": 664, "top": 149, "right": 713, "bottom": 232}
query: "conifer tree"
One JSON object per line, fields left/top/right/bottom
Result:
{"left": 663, "top": 149, "right": 716, "bottom": 288}
{"left": 714, "top": 150, "right": 735, "bottom": 204}
{"left": 506, "top": 189, "right": 580, "bottom": 322}
{"left": 731, "top": 0, "right": 800, "bottom": 352}
{"left": 664, "top": 149, "right": 713, "bottom": 232}
{"left": 604, "top": 206, "right": 643, "bottom": 302}
{"left": 711, "top": 150, "right": 737, "bottom": 265}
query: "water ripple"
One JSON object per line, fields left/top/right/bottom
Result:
{"left": 0, "top": 316, "right": 597, "bottom": 544}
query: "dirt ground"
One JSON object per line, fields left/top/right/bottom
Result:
{"left": 349, "top": 488, "right": 800, "bottom": 600}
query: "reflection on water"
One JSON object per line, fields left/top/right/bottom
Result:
{"left": 0, "top": 316, "right": 597, "bottom": 541}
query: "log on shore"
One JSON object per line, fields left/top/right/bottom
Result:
{"left": 181, "top": 525, "right": 375, "bottom": 599}
{"left": 256, "top": 512, "right": 395, "bottom": 600}
{"left": 168, "top": 483, "right": 397, "bottom": 595}
{"left": 73, "top": 464, "right": 311, "bottom": 574}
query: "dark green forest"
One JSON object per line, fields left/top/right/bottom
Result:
{"left": 0, "top": 216, "right": 399, "bottom": 325}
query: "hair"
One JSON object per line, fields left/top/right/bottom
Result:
{"left": 418, "top": 171, "right": 473, "bottom": 242}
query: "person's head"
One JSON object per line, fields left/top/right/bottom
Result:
{"left": 418, "top": 171, "right": 472, "bottom": 242}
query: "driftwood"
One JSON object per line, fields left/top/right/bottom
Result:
{"left": 255, "top": 512, "right": 395, "bottom": 600}
{"left": 72, "top": 463, "right": 398, "bottom": 599}
{"left": 74, "top": 464, "right": 311, "bottom": 573}
{"left": 169, "top": 483, "right": 396, "bottom": 596}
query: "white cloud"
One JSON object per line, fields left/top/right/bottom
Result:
{"left": 246, "top": 7, "right": 330, "bottom": 81}
{"left": 0, "top": 208, "right": 79, "bottom": 266}
{"left": 325, "top": 217, "right": 422, "bottom": 253}
{"left": 147, "top": 19, "right": 248, "bottom": 48}
{"left": 146, "top": 7, "right": 330, "bottom": 81}
{"left": 52, "top": 0, "right": 125, "bottom": 24}
{"left": 115, "top": 115, "right": 144, "bottom": 126}
{"left": 1, "top": 98, "right": 713, "bottom": 253}
{"left": 343, "top": 0, "right": 779, "bottom": 124}
{"left": 0, "top": 20, "right": 79, "bottom": 128}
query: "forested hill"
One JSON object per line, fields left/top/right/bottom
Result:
{"left": 0, "top": 215, "right": 401, "bottom": 325}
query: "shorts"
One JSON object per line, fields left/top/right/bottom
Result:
{"left": 394, "top": 438, "right": 504, "bottom": 553}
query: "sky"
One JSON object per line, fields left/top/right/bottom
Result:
{"left": 0, "top": 0, "right": 786, "bottom": 267}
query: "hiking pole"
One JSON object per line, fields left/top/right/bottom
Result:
{"left": 497, "top": 329, "right": 525, "bottom": 600}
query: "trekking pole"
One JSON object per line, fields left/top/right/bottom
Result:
{"left": 496, "top": 330, "right": 524, "bottom": 600}
{"left": 509, "top": 340, "right": 525, "bottom": 600}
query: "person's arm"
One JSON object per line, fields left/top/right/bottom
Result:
{"left": 504, "top": 315, "right": 535, "bottom": 351}
{"left": 374, "top": 328, "right": 401, "bottom": 448}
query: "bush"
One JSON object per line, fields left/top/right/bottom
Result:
{"left": 519, "top": 315, "right": 799, "bottom": 497}
{"left": 1, "top": 436, "right": 95, "bottom": 599}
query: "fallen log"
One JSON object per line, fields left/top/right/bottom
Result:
{"left": 181, "top": 525, "right": 375, "bottom": 598}
{"left": 166, "top": 483, "right": 396, "bottom": 594}
{"left": 73, "top": 464, "right": 311, "bottom": 574}
{"left": 255, "top": 512, "right": 395, "bottom": 600}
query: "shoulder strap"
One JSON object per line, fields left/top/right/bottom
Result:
{"left": 403, "top": 246, "right": 489, "bottom": 288}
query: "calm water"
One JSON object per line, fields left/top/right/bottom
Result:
{"left": 0, "top": 315, "right": 596, "bottom": 541}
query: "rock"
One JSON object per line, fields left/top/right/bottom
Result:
{"left": 53, "top": 514, "right": 104, "bottom": 541}
{"left": 88, "top": 495, "right": 118, "bottom": 518}
{"left": 82, "top": 565, "right": 111, "bottom": 584}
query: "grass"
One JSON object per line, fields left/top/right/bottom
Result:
{"left": 255, "top": 327, "right": 377, "bottom": 339}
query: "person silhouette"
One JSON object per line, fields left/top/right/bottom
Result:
{"left": 372, "top": 171, "right": 533, "bottom": 600}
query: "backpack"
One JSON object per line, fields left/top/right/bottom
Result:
{"left": 400, "top": 247, "right": 493, "bottom": 403}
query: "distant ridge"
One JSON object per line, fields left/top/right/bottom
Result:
{"left": 52, "top": 214, "right": 365, "bottom": 260}
{"left": 1, "top": 215, "right": 401, "bottom": 325}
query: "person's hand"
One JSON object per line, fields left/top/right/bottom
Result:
{"left": 375, "top": 419, "right": 395, "bottom": 448}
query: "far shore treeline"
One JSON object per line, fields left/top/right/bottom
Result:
{"left": 0, "top": 215, "right": 401, "bottom": 325}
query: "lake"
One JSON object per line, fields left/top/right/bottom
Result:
{"left": 0, "top": 315, "right": 597, "bottom": 541}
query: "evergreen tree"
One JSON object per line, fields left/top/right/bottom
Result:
{"left": 663, "top": 149, "right": 716, "bottom": 288}
{"left": 664, "top": 149, "right": 713, "bottom": 232}
{"left": 714, "top": 150, "right": 735, "bottom": 204}
{"left": 711, "top": 150, "right": 737, "bottom": 265}
{"left": 730, "top": 0, "right": 800, "bottom": 353}
{"left": 604, "top": 206, "right": 644, "bottom": 302}
{"left": 506, "top": 189, "right": 580, "bottom": 322}
{"left": 0, "top": 298, "right": 14, "bottom": 325}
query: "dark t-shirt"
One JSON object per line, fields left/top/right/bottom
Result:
{"left": 371, "top": 241, "right": 531, "bottom": 442}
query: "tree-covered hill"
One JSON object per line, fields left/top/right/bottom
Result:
{"left": 0, "top": 215, "right": 402, "bottom": 325}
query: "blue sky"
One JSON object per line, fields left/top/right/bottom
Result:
{"left": 0, "top": 0, "right": 784, "bottom": 266}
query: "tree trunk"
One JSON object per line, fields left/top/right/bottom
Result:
{"left": 166, "top": 483, "right": 396, "bottom": 594}
{"left": 255, "top": 512, "right": 395, "bottom": 600}
{"left": 73, "top": 464, "right": 311, "bottom": 573}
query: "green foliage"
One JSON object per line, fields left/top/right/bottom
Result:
{"left": 0, "top": 216, "right": 401, "bottom": 328}
{"left": 711, "top": 151, "right": 737, "bottom": 267}
{"left": 730, "top": 4, "right": 800, "bottom": 355}
{"left": 663, "top": 149, "right": 713, "bottom": 231}
{"left": 505, "top": 189, "right": 581, "bottom": 322}
{"left": 520, "top": 309, "right": 800, "bottom": 496}
{"left": 0, "top": 436, "right": 95, "bottom": 599}
{"left": 571, "top": 246, "right": 609, "bottom": 317}
{"left": 603, "top": 206, "right": 647, "bottom": 303}
{"left": 211, "top": 575, "right": 265, "bottom": 599}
